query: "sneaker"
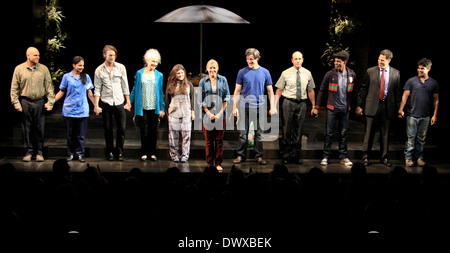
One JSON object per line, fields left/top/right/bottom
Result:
{"left": 405, "top": 159, "right": 414, "bottom": 167}
{"left": 140, "top": 155, "right": 147, "bottom": 161}
{"left": 417, "top": 158, "right": 426, "bottom": 166}
{"left": 340, "top": 158, "right": 353, "bottom": 166}
{"left": 107, "top": 152, "right": 114, "bottom": 161}
{"left": 321, "top": 158, "right": 328, "bottom": 166}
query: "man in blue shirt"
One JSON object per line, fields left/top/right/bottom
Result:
{"left": 233, "top": 48, "right": 277, "bottom": 165}
{"left": 398, "top": 58, "right": 439, "bottom": 167}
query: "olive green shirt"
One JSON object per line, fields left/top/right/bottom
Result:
{"left": 10, "top": 62, "right": 55, "bottom": 109}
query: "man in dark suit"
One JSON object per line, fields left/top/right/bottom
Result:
{"left": 356, "top": 49, "right": 401, "bottom": 166}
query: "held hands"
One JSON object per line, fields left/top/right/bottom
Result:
{"left": 233, "top": 107, "right": 277, "bottom": 117}
{"left": 269, "top": 107, "right": 278, "bottom": 115}
{"left": 233, "top": 107, "right": 239, "bottom": 118}
{"left": 311, "top": 108, "right": 319, "bottom": 117}
{"left": 94, "top": 106, "right": 102, "bottom": 115}
{"left": 124, "top": 103, "right": 132, "bottom": 112}
{"left": 44, "top": 102, "right": 53, "bottom": 111}
{"left": 207, "top": 111, "right": 224, "bottom": 121}
{"left": 355, "top": 107, "right": 364, "bottom": 116}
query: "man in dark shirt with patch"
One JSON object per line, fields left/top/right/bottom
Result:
{"left": 398, "top": 58, "right": 439, "bottom": 167}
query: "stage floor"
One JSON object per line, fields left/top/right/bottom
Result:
{"left": 3, "top": 157, "right": 450, "bottom": 175}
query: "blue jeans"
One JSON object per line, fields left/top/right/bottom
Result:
{"left": 405, "top": 116, "right": 430, "bottom": 160}
{"left": 324, "top": 108, "right": 349, "bottom": 159}
{"left": 237, "top": 107, "right": 264, "bottom": 160}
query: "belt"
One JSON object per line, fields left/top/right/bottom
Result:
{"left": 20, "top": 96, "right": 43, "bottom": 102}
{"left": 284, "top": 96, "right": 307, "bottom": 103}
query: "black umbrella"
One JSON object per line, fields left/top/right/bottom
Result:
{"left": 155, "top": 5, "right": 250, "bottom": 76}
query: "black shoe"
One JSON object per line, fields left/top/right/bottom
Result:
{"left": 107, "top": 152, "right": 114, "bottom": 161}
{"left": 78, "top": 156, "right": 85, "bottom": 163}
{"left": 118, "top": 153, "right": 124, "bottom": 161}
{"left": 381, "top": 158, "right": 391, "bottom": 166}
{"left": 281, "top": 159, "right": 289, "bottom": 165}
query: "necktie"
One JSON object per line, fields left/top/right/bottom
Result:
{"left": 296, "top": 70, "right": 301, "bottom": 101}
{"left": 379, "top": 69, "right": 385, "bottom": 100}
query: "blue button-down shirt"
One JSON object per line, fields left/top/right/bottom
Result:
{"left": 59, "top": 71, "right": 94, "bottom": 118}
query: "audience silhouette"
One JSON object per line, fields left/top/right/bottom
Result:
{"left": 1, "top": 161, "right": 449, "bottom": 250}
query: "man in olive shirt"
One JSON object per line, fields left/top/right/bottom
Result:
{"left": 10, "top": 47, "right": 55, "bottom": 162}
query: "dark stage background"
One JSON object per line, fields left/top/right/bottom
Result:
{"left": 2, "top": 0, "right": 448, "bottom": 149}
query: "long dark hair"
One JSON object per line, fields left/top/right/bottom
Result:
{"left": 73, "top": 56, "right": 87, "bottom": 84}
{"left": 166, "top": 64, "right": 189, "bottom": 95}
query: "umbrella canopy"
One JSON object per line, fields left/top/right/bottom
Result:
{"left": 155, "top": 5, "right": 250, "bottom": 24}
{"left": 155, "top": 5, "right": 249, "bottom": 77}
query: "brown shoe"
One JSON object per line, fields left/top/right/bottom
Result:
{"left": 36, "top": 154, "right": 44, "bottom": 162}
{"left": 22, "top": 153, "right": 32, "bottom": 162}
{"left": 257, "top": 157, "right": 267, "bottom": 165}
{"left": 233, "top": 156, "right": 244, "bottom": 164}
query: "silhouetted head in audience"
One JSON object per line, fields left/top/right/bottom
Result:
{"left": 420, "top": 165, "right": 439, "bottom": 185}
{"left": 52, "top": 159, "right": 71, "bottom": 181}
{"left": 203, "top": 165, "right": 219, "bottom": 179}
{"left": 83, "top": 165, "right": 108, "bottom": 185}
{"left": 269, "top": 163, "right": 289, "bottom": 183}
{"left": 227, "top": 165, "right": 245, "bottom": 186}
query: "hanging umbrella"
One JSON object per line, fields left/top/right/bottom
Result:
{"left": 155, "top": 5, "right": 250, "bottom": 76}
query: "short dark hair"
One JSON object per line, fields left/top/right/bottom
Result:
{"left": 380, "top": 49, "right": 393, "bottom": 60}
{"left": 333, "top": 50, "right": 349, "bottom": 61}
{"left": 418, "top": 58, "right": 432, "bottom": 68}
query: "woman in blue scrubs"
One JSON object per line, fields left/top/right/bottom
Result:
{"left": 55, "top": 56, "right": 96, "bottom": 162}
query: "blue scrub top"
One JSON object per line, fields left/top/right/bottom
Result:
{"left": 59, "top": 71, "right": 93, "bottom": 118}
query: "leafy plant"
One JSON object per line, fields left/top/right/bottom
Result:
{"left": 321, "top": 0, "right": 357, "bottom": 67}
{"left": 45, "top": 0, "right": 67, "bottom": 83}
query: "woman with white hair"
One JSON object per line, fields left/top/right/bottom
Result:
{"left": 130, "top": 48, "right": 165, "bottom": 161}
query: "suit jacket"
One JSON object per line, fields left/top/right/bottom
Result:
{"left": 357, "top": 66, "right": 401, "bottom": 118}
